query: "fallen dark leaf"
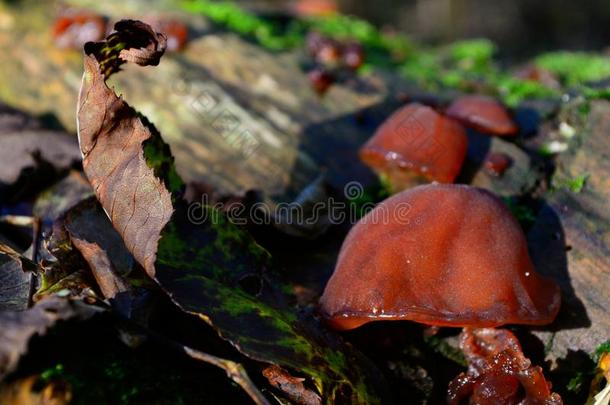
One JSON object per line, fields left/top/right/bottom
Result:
{"left": 0, "top": 243, "right": 35, "bottom": 311}
{"left": 33, "top": 171, "right": 93, "bottom": 225}
{"left": 0, "top": 103, "right": 42, "bottom": 136}
{"left": 76, "top": 20, "right": 389, "bottom": 404}
{"left": 33, "top": 221, "right": 96, "bottom": 303}
{"left": 36, "top": 221, "right": 86, "bottom": 296}
{"left": 0, "top": 297, "right": 101, "bottom": 380}
{"left": 0, "top": 122, "right": 81, "bottom": 203}
{"left": 63, "top": 198, "right": 133, "bottom": 300}
{"left": 33, "top": 270, "right": 97, "bottom": 302}
{"left": 0, "top": 128, "right": 80, "bottom": 183}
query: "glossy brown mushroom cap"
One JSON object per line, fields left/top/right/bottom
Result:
{"left": 359, "top": 103, "right": 468, "bottom": 188}
{"left": 319, "top": 184, "right": 560, "bottom": 331}
{"left": 445, "top": 95, "right": 518, "bottom": 136}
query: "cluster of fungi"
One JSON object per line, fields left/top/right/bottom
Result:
{"left": 320, "top": 96, "right": 564, "bottom": 403}
{"left": 54, "top": 10, "right": 564, "bottom": 402}
{"left": 306, "top": 31, "right": 365, "bottom": 95}
{"left": 53, "top": 9, "right": 188, "bottom": 52}
{"left": 359, "top": 95, "right": 517, "bottom": 191}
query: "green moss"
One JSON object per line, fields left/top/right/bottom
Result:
{"left": 181, "top": 0, "right": 303, "bottom": 50}
{"left": 324, "top": 349, "right": 347, "bottom": 370}
{"left": 401, "top": 52, "right": 443, "bottom": 86}
{"left": 159, "top": 265, "right": 383, "bottom": 403}
{"left": 142, "top": 130, "right": 185, "bottom": 196}
{"left": 501, "top": 197, "right": 536, "bottom": 226}
{"left": 536, "top": 51, "right": 610, "bottom": 85}
{"left": 36, "top": 342, "right": 227, "bottom": 405}
{"left": 40, "top": 363, "right": 65, "bottom": 381}
{"left": 181, "top": 0, "right": 413, "bottom": 64}
{"left": 208, "top": 209, "right": 271, "bottom": 265}
{"left": 423, "top": 335, "right": 467, "bottom": 367}
{"left": 310, "top": 14, "right": 378, "bottom": 43}
{"left": 182, "top": 1, "right": 610, "bottom": 107}
{"left": 156, "top": 204, "right": 272, "bottom": 285}
{"left": 583, "top": 87, "right": 610, "bottom": 100}
{"left": 348, "top": 182, "right": 390, "bottom": 219}
{"left": 450, "top": 38, "right": 496, "bottom": 71}
{"left": 155, "top": 222, "right": 201, "bottom": 273}
{"left": 561, "top": 340, "right": 610, "bottom": 396}
{"left": 493, "top": 74, "right": 557, "bottom": 106}
{"left": 401, "top": 41, "right": 556, "bottom": 106}
{"left": 309, "top": 14, "right": 414, "bottom": 57}
{"left": 567, "top": 371, "right": 589, "bottom": 394}
{"left": 552, "top": 173, "right": 589, "bottom": 193}
{"left": 595, "top": 340, "right": 610, "bottom": 361}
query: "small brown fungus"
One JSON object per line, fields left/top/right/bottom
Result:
{"left": 484, "top": 152, "right": 512, "bottom": 177}
{"left": 447, "top": 328, "right": 562, "bottom": 405}
{"left": 147, "top": 18, "right": 189, "bottom": 52}
{"left": 319, "top": 184, "right": 560, "bottom": 331}
{"left": 359, "top": 103, "right": 468, "bottom": 190}
{"left": 316, "top": 40, "right": 342, "bottom": 66}
{"left": 446, "top": 95, "right": 519, "bottom": 136}
{"left": 293, "top": 0, "right": 338, "bottom": 17}
{"left": 343, "top": 42, "right": 365, "bottom": 71}
{"left": 515, "top": 65, "right": 560, "bottom": 89}
{"left": 308, "top": 68, "right": 334, "bottom": 95}
{"left": 53, "top": 11, "right": 107, "bottom": 50}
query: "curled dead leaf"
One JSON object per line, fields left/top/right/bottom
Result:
{"left": 78, "top": 20, "right": 175, "bottom": 277}
{"left": 76, "top": 20, "right": 390, "bottom": 404}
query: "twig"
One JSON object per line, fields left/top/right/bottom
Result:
{"left": 109, "top": 309, "right": 270, "bottom": 405}
{"left": 0, "top": 215, "right": 36, "bottom": 227}
{"left": 183, "top": 346, "right": 271, "bottom": 405}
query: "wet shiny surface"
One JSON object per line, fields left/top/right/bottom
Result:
{"left": 446, "top": 95, "right": 518, "bottom": 136}
{"left": 359, "top": 103, "right": 468, "bottom": 186}
{"left": 320, "top": 184, "right": 561, "bottom": 330}
{"left": 484, "top": 152, "right": 512, "bottom": 176}
{"left": 447, "top": 328, "right": 562, "bottom": 404}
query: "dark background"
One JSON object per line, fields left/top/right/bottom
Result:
{"left": 241, "top": 0, "right": 610, "bottom": 60}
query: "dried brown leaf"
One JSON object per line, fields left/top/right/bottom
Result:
{"left": 78, "top": 20, "right": 172, "bottom": 278}
{"left": 76, "top": 20, "right": 389, "bottom": 404}
{"left": 263, "top": 365, "right": 322, "bottom": 405}
{"left": 63, "top": 198, "right": 132, "bottom": 299}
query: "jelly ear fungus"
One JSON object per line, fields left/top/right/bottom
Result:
{"left": 319, "top": 184, "right": 560, "bottom": 331}
{"left": 359, "top": 103, "right": 468, "bottom": 191}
